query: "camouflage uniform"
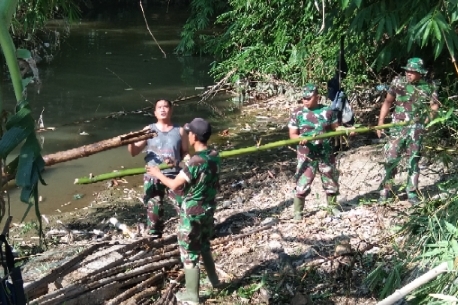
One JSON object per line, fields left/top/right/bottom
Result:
{"left": 289, "top": 102, "right": 339, "bottom": 199}
{"left": 143, "top": 177, "right": 182, "bottom": 234}
{"left": 380, "top": 58, "right": 438, "bottom": 200}
{"left": 177, "top": 149, "right": 220, "bottom": 265}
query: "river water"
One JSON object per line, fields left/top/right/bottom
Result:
{"left": 1, "top": 4, "right": 230, "bottom": 221}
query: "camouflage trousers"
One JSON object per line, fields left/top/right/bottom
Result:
{"left": 381, "top": 125, "right": 424, "bottom": 195}
{"left": 177, "top": 210, "right": 214, "bottom": 265}
{"left": 143, "top": 175, "right": 182, "bottom": 235}
{"left": 294, "top": 153, "right": 339, "bottom": 199}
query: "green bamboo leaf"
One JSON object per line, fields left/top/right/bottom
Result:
{"left": 16, "top": 48, "right": 31, "bottom": 59}
{"left": 376, "top": 17, "right": 385, "bottom": 40}
{"left": 444, "top": 220, "right": 458, "bottom": 236}
{"left": 6, "top": 107, "right": 32, "bottom": 130}
{"left": 0, "top": 127, "right": 33, "bottom": 159}
{"left": 422, "top": 21, "right": 432, "bottom": 47}
{"left": 419, "top": 248, "right": 445, "bottom": 258}
{"left": 354, "top": 0, "right": 362, "bottom": 8}
{"left": 386, "top": 16, "right": 393, "bottom": 36}
{"left": 16, "top": 152, "right": 33, "bottom": 188}
{"left": 22, "top": 77, "right": 33, "bottom": 89}
{"left": 341, "top": 0, "right": 350, "bottom": 9}
{"left": 431, "top": 19, "right": 441, "bottom": 41}
{"left": 450, "top": 239, "right": 458, "bottom": 255}
{"left": 426, "top": 108, "right": 453, "bottom": 128}
{"left": 433, "top": 40, "right": 444, "bottom": 58}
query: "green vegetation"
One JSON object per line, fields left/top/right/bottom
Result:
{"left": 175, "top": 0, "right": 458, "bottom": 303}
{"left": 0, "top": 0, "right": 79, "bottom": 237}
{"left": 178, "top": 0, "right": 458, "bottom": 86}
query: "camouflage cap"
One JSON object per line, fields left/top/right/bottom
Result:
{"left": 302, "top": 83, "right": 317, "bottom": 98}
{"left": 402, "top": 57, "right": 427, "bottom": 74}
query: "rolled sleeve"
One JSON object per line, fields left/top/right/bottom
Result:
{"left": 178, "top": 171, "right": 191, "bottom": 183}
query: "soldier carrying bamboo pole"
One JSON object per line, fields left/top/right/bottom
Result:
{"left": 376, "top": 58, "right": 440, "bottom": 204}
{"left": 289, "top": 84, "right": 355, "bottom": 219}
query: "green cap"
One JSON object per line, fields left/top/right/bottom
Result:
{"left": 302, "top": 83, "right": 317, "bottom": 98}
{"left": 402, "top": 57, "right": 427, "bottom": 74}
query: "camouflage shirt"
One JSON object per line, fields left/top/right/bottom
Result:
{"left": 388, "top": 76, "right": 438, "bottom": 123}
{"left": 288, "top": 104, "right": 337, "bottom": 154}
{"left": 179, "top": 149, "right": 220, "bottom": 216}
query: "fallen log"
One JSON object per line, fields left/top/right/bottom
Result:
{"left": 31, "top": 257, "right": 181, "bottom": 304}
{"left": 26, "top": 225, "right": 275, "bottom": 304}
{"left": 88, "top": 247, "right": 179, "bottom": 283}
{"left": 105, "top": 272, "right": 164, "bottom": 305}
{"left": 130, "top": 286, "right": 159, "bottom": 305}
{"left": 24, "top": 242, "right": 108, "bottom": 300}
{"left": 42, "top": 128, "right": 158, "bottom": 166}
{"left": 74, "top": 121, "right": 412, "bottom": 184}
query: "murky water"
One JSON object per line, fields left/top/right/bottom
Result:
{"left": 1, "top": 4, "right": 232, "bottom": 221}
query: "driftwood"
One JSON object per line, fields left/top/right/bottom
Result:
{"left": 42, "top": 128, "right": 158, "bottom": 166}
{"left": 377, "top": 262, "right": 450, "bottom": 305}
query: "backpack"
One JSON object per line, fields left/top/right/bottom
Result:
{"left": 0, "top": 235, "right": 26, "bottom": 305}
{"left": 331, "top": 90, "right": 354, "bottom": 125}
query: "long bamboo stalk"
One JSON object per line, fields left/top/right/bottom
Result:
{"left": 377, "top": 262, "right": 449, "bottom": 305}
{"left": 74, "top": 121, "right": 411, "bottom": 184}
{"left": 0, "top": 0, "right": 22, "bottom": 102}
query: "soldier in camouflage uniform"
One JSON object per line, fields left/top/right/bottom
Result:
{"left": 288, "top": 84, "right": 341, "bottom": 219}
{"left": 147, "top": 118, "right": 222, "bottom": 305}
{"left": 377, "top": 58, "right": 439, "bottom": 204}
{"left": 128, "top": 99, "right": 190, "bottom": 237}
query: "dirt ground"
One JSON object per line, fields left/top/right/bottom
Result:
{"left": 11, "top": 96, "right": 453, "bottom": 305}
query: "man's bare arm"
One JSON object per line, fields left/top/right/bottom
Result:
{"left": 378, "top": 93, "right": 395, "bottom": 125}
{"left": 376, "top": 93, "right": 395, "bottom": 138}
{"left": 179, "top": 127, "right": 190, "bottom": 161}
{"left": 128, "top": 125, "right": 149, "bottom": 156}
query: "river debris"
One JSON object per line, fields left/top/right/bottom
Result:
{"left": 13, "top": 92, "right": 456, "bottom": 304}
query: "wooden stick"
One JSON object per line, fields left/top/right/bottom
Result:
{"left": 89, "top": 248, "right": 179, "bottom": 282}
{"left": 24, "top": 242, "right": 108, "bottom": 300}
{"left": 105, "top": 272, "right": 164, "bottom": 305}
{"left": 31, "top": 257, "right": 181, "bottom": 304}
{"left": 377, "top": 262, "right": 449, "bottom": 305}
{"left": 154, "top": 272, "right": 184, "bottom": 305}
{"left": 129, "top": 286, "right": 159, "bottom": 304}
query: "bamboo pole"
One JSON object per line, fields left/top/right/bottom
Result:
{"left": 377, "top": 262, "right": 450, "bottom": 305}
{"left": 74, "top": 121, "right": 410, "bottom": 184}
